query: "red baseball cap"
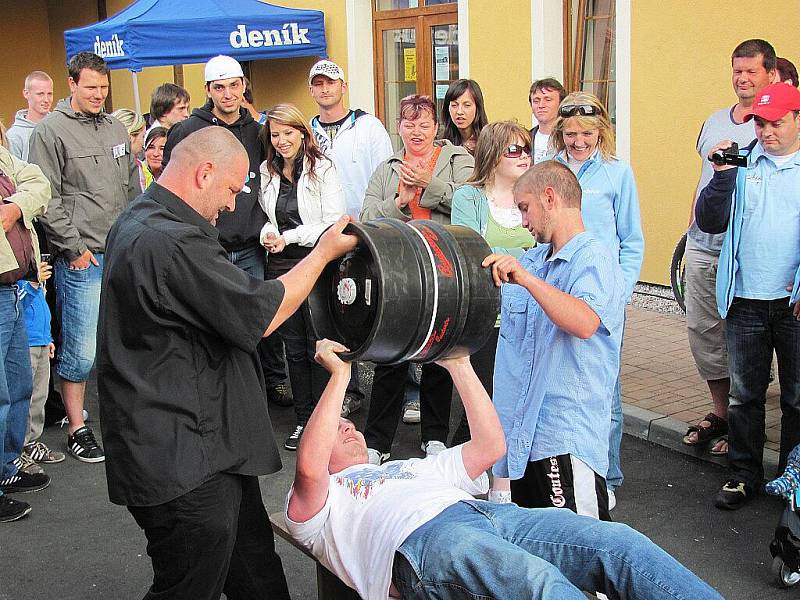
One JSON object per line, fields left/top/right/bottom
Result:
{"left": 744, "top": 83, "right": 800, "bottom": 122}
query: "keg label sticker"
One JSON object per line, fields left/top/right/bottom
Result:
{"left": 419, "top": 317, "right": 451, "bottom": 358}
{"left": 337, "top": 278, "right": 357, "bottom": 305}
{"left": 418, "top": 226, "right": 454, "bottom": 277}
{"left": 365, "top": 279, "right": 372, "bottom": 306}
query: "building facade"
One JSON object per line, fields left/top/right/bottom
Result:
{"left": 4, "top": 0, "right": 798, "bottom": 285}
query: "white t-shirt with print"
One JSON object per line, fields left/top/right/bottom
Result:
{"left": 285, "top": 446, "right": 489, "bottom": 600}
{"left": 533, "top": 130, "right": 551, "bottom": 164}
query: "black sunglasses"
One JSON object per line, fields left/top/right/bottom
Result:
{"left": 503, "top": 144, "right": 531, "bottom": 158}
{"left": 559, "top": 104, "right": 599, "bottom": 118}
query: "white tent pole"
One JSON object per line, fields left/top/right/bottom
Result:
{"left": 131, "top": 71, "right": 141, "bottom": 113}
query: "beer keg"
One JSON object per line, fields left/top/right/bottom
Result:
{"left": 307, "top": 218, "right": 500, "bottom": 364}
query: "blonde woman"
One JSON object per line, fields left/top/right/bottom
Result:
{"left": 257, "top": 103, "right": 345, "bottom": 450}
{"left": 551, "top": 91, "right": 644, "bottom": 505}
{"left": 111, "top": 109, "right": 146, "bottom": 190}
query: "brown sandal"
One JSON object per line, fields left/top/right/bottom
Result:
{"left": 682, "top": 412, "right": 728, "bottom": 446}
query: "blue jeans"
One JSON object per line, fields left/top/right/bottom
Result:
{"left": 231, "top": 246, "right": 287, "bottom": 387}
{"left": 606, "top": 376, "right": 624, "bottom": 490}
{"left": 54, "top": 255, "right": 103, "bottom": 382}
{"left": 0, "top": 285, "right": 32, "bottom": 491}
{"left": 394, "top": 500, "right": 722, "bottom": 600}
{"left": 726, "top": 297, "right": 800, "bottom": 487}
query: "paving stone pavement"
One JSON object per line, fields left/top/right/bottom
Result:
{"left": 621, "top": 305, "right": 781, "bottom": 473}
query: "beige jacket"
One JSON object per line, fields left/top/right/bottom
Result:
{"left": 0, "top": 145, "right": 50, "bottom": 277}
{"left": 360, "top": 139, "right": 474, "bottom": 225}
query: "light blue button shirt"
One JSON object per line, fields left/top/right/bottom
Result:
{"left": 734, "top": 145, "right": 800, "bottom": 299}
{"left": 492, "top": 232, "right": 625, "bottom": 480}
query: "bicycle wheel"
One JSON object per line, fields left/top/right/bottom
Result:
{"left": 670, "top": 232, "right": 688, "bottom": 313}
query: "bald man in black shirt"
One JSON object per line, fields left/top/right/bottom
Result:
{"left": 98, "top": 127, "right": 356, "bottom": 600}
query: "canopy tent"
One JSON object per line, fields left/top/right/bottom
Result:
{"left": 64, "top": 0, "right": 327, "bottom": 110}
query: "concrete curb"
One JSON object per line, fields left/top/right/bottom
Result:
{"left": 622, "top": 401, "right": 780, "bottom": 477}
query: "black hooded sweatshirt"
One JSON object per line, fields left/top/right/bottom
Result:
{"left": 162, "top": 101, "right": 264, "bottom": 252}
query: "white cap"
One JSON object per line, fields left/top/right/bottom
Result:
{"left": 308, "top": 60, "right": 345, "bottom": 85}
{"left": 205, "top": 55, "right": 244, "bottom": 82}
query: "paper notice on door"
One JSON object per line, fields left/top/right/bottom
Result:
{"left": 404, "top": 48, "right": 417, "bottom": 81}
{"left": 435, "top": 84, "right": 449, "bottom": 100}
{"left": 434, "top": 46, "right": 450, "bottom": 81}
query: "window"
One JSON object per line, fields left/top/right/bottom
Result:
{"left": 373, "top": 0, "right": 458, "bottom": 148}
{"left": 376, "top": 0, "right": 454, "bottom": 10}
{"left": 563, "top": 0, "right": 616, "bottom": 123}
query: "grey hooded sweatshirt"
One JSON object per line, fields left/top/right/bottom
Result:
{"left": 7, "top": 110, "right": 37, "bottom": 161}
{"left": 28, "top": 98, "right": 139, "bottom": 261}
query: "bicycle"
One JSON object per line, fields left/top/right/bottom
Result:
{"left": 670, "top": 232, "right": 688, "bottom": 313}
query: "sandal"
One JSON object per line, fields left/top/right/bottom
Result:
{"left": 711, "top": 436, "right": 729, "bottom": 456}
{"left": 682, "top": 412, "right": 728, "bottom": 446}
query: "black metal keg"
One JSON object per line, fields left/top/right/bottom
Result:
{"left": 306, "top": 218, "right": 500, "bottom": 364}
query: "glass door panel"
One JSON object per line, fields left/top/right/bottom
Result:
{"left": 382, "top": 27, "right": 418, "bottom": 149}
{"left": 429, "top": 23, "right": 459, "bottom": 118}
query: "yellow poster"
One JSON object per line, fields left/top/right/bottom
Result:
{"left": 404, "top": 48, "right": 417, "bottom": 82}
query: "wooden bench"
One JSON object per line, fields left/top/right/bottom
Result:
{"left": 269, "top": 511, "right": 361, "bottom": 600}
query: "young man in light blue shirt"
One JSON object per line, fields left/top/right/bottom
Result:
{"left": 486, "top": 160, "right": 625, "bottom": 520}
{"left": 696, "top": 82, "right": 800, "bottom": 510}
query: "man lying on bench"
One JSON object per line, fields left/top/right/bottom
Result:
{"left": 284, "top": 340, "right": 723, "bottom": 600}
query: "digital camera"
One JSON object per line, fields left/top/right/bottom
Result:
{"left": 710, "top": 142, "right": 747, "bottom": 167}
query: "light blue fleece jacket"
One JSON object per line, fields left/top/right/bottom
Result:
{"left": 554, "top": 151, "right": 644, "bottom": 302}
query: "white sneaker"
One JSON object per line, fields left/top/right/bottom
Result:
{"left": 421, "top": 440, "right": 447, "bottom": 457}
{"left": 607, "top": 489, "right": 617, "bottom": 511}
{"left": 402, "top": 399, "right": 420, "bottom": 424}
{"left": 367, "top": 448, "right": 389, "bottom": 465}
{"left": 488, "top": 490, "right": 512, "bottom": 504}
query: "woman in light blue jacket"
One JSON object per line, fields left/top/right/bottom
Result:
{"left": 551, "top": 92, "right": 644, "bottom": 505}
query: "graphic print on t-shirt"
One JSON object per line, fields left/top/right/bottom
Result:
{"left": 334, "top": 463, "right": 416, "bottom": 500}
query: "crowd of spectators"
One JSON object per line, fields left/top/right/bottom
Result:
{"left": 1, "top": 39, "right": 798, "bottom": 599}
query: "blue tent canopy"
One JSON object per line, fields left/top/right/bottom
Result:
{"left": 64, "top": 0, "right": 327, "bottom": 72}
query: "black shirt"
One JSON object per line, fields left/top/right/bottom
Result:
{"left": 318, "top": 110, "right": 354, "bottom": 143}
{"left": 97, "top": 183, "right": 285, "bottom": 506}
{"left": 270, "top": 154, "right": 310, "bottom": 267}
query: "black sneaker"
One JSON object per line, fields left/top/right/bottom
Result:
{"left": 714, "top": 479, "right": 752, "bottom": 510}
{"left": 284, "top": 425, "right": 304, "bottom": 451}
{"left": 0, "top": 495, "right": 31, "bottom": 522}
{"left": 0, "top": 468, "right": 51, "bottom": 494}
{"left": 268, "top": 382, "right": 293, "bottom": 407}
{"left": 67, "top": 425, "right": 105, "bottom": 463}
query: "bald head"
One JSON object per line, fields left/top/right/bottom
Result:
{"left": 167, "top": 127, "right": 247, "bottom": 172}
{"left": 158, "top": 127, "right": 249, "bottom": 225}
{"left": 514, "top": 161, "right": 582, "bottom": 209}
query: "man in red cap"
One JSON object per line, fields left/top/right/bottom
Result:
{"left": 696, "top": 82, "right": 800, "bottom": 510}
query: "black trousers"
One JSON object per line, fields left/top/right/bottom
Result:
{"left": 128, "top": 473, "right": 290, "bottom": 600}
{"left": 451, "top": 327, "right": 500, "bottom": 446}
{"left": 277, "top": 302, "right": 329, "bottom": 426}
{"left": 364, "top": 361, "right": 453, "bottom": 453}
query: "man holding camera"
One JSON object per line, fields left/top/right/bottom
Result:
{"left": 683, "top": 39, "right": 777, "bottom": 457}
{"left": 696, "top": 82, "right": 800, "bottom": 510}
